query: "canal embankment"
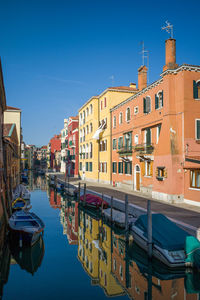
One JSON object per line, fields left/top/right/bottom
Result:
{"left": 46, "top": 172, "right": 200, "bottom": 236}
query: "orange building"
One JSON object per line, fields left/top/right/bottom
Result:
{"left": 111, "top": 38, "right": 200, "bottom": 205}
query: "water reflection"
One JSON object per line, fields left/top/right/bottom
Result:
{"left": 9, "top": 236, "right": 45, "bottom": 275}
{"left": 57, "top": 194, "right": 200, "bottom": 300}
{"left": 0, "top": 224, "right": 11, "bottom": 299}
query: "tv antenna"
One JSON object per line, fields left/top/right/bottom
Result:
{"left": 161, "top": 21, "right": 173, "bottom": 38}
{"left": 139, "top": 41, "right": 149, "bottom": 84}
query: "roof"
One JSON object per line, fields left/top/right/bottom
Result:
{"left": 6, "top": 106, "right": 21, "bottom": 111}
{"left": 107, "top": 86, "right": 138, "bottom": 91}
{"left": 70, "top": 116, "right": 79, "bottom": 120}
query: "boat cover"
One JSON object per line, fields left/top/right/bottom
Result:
{"left": 134, "top": 213, "right": 189, "bottom": 251}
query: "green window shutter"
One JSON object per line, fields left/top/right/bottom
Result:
{"left": 122, "top": 162, "right": 123, "bottom": 174}
{"left": 161, "top": 90, "right": 163, "bottom": 107}
{"left": 193, "top": 80, "right": 198, "bottom": 99}
{"left": 155, "top": 94, "right": 159, "bottom": 109}
{"left": 118, "top": 162, "right": 120, "bottom": 173}
{"left": 112, "top": 162, "right": 114, "bottom": 172}
{"left": 143, "top": 98, "right": 146, "bottom": 113}
{"left": 125, "top": 162, "right": 127, "bottom": 174}
{"left": 130, "top": 163, "right": 132, "bottom": 175}
{"left": 197, "top": 120, "right": 200, "bottom": 139}
{"left": 146, "top": 128, "right": 151, "bottom": 145}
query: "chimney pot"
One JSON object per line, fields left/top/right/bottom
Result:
{"left": 163, "top": 38, "right": 178, "bottom": 72}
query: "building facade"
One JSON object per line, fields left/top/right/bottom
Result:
{"left": 111, "top": 38, "right": 200, "bottom": 204}
{"left": 66, "top": 116, "right": 79, "bottom": 177}
{"left": 60, "top": 118, "right": 68, "bottom": 173}
{"left": 49, "top": 134, "right": 61, "bottom": 171}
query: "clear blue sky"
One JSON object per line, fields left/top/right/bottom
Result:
{"left": 0, "top": 0, "right": 199, "bottom": 146}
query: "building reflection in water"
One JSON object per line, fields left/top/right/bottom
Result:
{"left": 27, "top": 172, "right": 47, "bottom": 191}
{"left": 58, "top": 193, "right": 200, "bottom": 300}
{"left": 0, "top": 224, "right": 11, "bottom": 298}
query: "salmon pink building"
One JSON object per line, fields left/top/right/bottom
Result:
{"left": 66, "top": 116, "right": 79, "bottom": 177}
{"left": 50, "top": 134, "right": 61, "bottom": 171}
{"left": 111, "top": 38, "right": 200, "bottom": 205}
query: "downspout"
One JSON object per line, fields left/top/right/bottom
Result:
{"left": 98, "top": 98, "right": 100, "bottom": 183}
{"left": 110, "top": 109, "right": 112, "bottom": 185}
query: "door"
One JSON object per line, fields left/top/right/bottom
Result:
{"left": 135, "top": 165, "right": 140, "bottom": 191}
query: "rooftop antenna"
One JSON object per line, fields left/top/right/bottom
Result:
{"left": 161, "top": 21, "right": 173, "bottom": 38}
{"left": 139, "top": 41, "right": 149, "bottom": 84}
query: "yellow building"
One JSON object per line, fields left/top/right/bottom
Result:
{"left": 79, "top": 96, "right": 99, "bottom": 181}
{"left": 4, "top": 106, "right": 22, "bottom": 182}
{"left": 79, "top": 85, "right": 137, "bottom": 183}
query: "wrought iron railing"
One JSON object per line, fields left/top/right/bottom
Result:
{"left": 134, "top": 143, "right": 154, "bottom": 154}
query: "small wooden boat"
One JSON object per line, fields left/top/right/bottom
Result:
{"left": 79, "top": 193, "right": 108, "bottom": 209}
{"left": 13, "top": 184, "right": 30, "bottom": 201}
{"left": 103, "top": 208, "right": 136, "bottom": 228}
{"left": 9, "top": 210, "right": 45, "bottom": 246}
{"left": 12, "top": 197, "right": 31, "bottom": 211}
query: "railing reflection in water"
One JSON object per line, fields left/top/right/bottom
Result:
{"left": 55, "top": 193, "right": 200, "bottom": 300}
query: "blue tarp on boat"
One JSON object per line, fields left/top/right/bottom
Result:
{"left": 134, "top": 213, "right": 189, "bottom": 251}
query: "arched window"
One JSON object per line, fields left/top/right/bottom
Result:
{"left": 113, "top": 116, "right": 116, "bottom": 128}
{"left": 119, "top": 112, "right": 123, "bottom": 124}
{"left": 155, "top": 91, "right": 163, "bottom": 109}
{"left": 86, "top": 107, "right": 89, "bottom": 117}
{"left": 126, "top": 107, "right": 131, "bottom": 121}
{"left": 83, "top": 111, "right": 85, "bottom": 124}
{"left": 86, "top": 143, "right": 89, "bottom": 159}
{"left": 83, "top": 128, "right": 85, "bottom": 141}
{"left": 90, "top": 142, "right": 93, "bottom": 158}
{"left": 89, "top": 104, "right": 93, "bottom": 114}
{"left": 90, "top": 123, "right": 93, "bottom": 133}
{"left": 143, "top": 96, "right": 151, "bottom": 113}
{"left": 80, "top": 129, "right": 82, "bottom": 143}
{"left": 80, "top": 113, "right": 82, "bottom": 125}
{"left": 86, "top": 125, "right": 89, "bottom": 135}
{"left": 82, "top": 145, "right": 85, "bottom": 159}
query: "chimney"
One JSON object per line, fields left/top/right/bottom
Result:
{"left": 138, "top": 65, "right": 148, "bottom": 91}
{"left": 129, "top": 82, "right": 136, "bottom": 89}
{"left": 163, "top": 38, "right": 178, "bottom": 72}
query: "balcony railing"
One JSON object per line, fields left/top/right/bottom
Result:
{"left": 134, "top": 143, "right": 154, "bottom": 154}
{"left": 117, "top": 145, "right": 133, "bottom": 155}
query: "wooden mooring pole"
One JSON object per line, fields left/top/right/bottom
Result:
{"left": 1, "top": 195, "right": 8, "bottom": 224}
{"left": 110, "top": 196, "right": 113, "bottom": 224}
{"left": 125, "top": 194, "right": 129, "bottom": 242}
{"left": 147, "top": 200, "right": 152, "bottom": 259}
{"left": 83, "top": 183, "right": 86, "bottom": 206}
{"left": 78, "top": 182, "right": 80, "bottom": 203}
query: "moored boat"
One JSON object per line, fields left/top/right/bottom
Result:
{"left": 13, "top": 184, "right": 30, "bottom": 201}
{"left": 9, "top": 210, "right": 45, "bottom": 246}
{"left": 130, "top": 213, "right": 189, "bottom": 268}
{"left": 79, "top": 193, "right": 108, "bottom": 209}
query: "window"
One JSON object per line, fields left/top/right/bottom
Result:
{"left": 193, "top": 80, "right": 200, "bottom": 99}
{"left": 113, "top": 116, "right": 116, "bottom": 128}
{"left": 145, "top": 128, "right": 151, "bottom": 145}
{"left": 83, "top": 111, "right": 85, "bottom": 124}
{"left": 99, "top": 162, "right": 107, "bottom": 173}
{"left": 134, "top": 106, "right": 139, "bottom": 115}
{"left": 124, "top": 132, "right": 132, "bottom": 150}
{"left": 155, "top": 91, "right": 163, "bottom": 109}
{"left": 100, "top": 118, "right": 107, "bottom": 129}
{"left": 124, "top": 162, "right": 132, "bottom": 175}
{"left": 112, "top": 139, "right": 117, "bottom": 150}
{"left": 90, "top": 123, "right": 93, "bottom": 133}
{"left": 104, "top": 97, "right": 107, "bottom": 108}
{"left": 119, "top": 265, "right": 123, "bottom": 280}
{"left": 89, "top": 142, "right": 93, "bottom": 158}
{"left": 113, "top": 258, "right": 117, "bottom": 271}
{"left": 157, "top": 124, "right": 161, "bottom": 143}
{"left": 80, "top": 113, "right": 82, "bottom": 126}
{"left": 101, "top": 101, "right": 103, "bottom": 110}
{"left": 89, "top": 104, "right": 93, "bottom": 114}
{"left": 134, "top": 134, "right": 139, "bottom": 144}
{"left": 145, "top": 161, "right": 152, "bottom": 176}
{"left": 119, "top": 112, "right": 123, "bottom": 124}
{"left": 118, "top": 162, "right": 123, "bottom": 174}
{"left": 79, "top": 162, "right": 82, "bottom": 170}
{"left": 86, "top": 162, "right": 88, "bottom": 171}
{"left": 86, "top": 125, "right": 89, "bottom": 135}
{"left": 126, "top": 107, "right": 131, "bottom": 121}
{"left": 99, "top": 140, "right": 107, "bottom": 151}
{"left": 89, "top": 162, "right": 92, "bottom": 172}
{"left": 112, "top": 162, "right": 117, "bottom": 173}
{"left": 190, "top": 170, "right": 200, "bottom": 189}
{"left": 86, "top": 144, "right": 89, "bottom": 159}
{"left": 82, "top": 145, "right": 85, "bottom": 159}
{"left": 86, "top": 107, "right": 89, "bottom": 117}
{"left": 156, "top": 166, "right": 166, "bottom": 181}
{"left": 196, "top": 119, "right": 200, "bottom": 140}
{"left": 83, "top": 128, "right": 85, "bottom": 142}
{"left": 118, "top": 137, "right": 123, "bottom": 149}
{"left": 143, "top": 96, "right": 151, "bottom": 113}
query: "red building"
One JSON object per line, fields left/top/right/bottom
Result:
{"left": 50, "top": 134, "right": 61, "bottom": 171}
{"left": 66, "top": 116, "right": 79, "bottom": 177}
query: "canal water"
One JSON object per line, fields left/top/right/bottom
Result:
{"left": 1, "top": 175, "right": 200, "bottom": 299}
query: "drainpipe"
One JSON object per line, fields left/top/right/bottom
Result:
{"left": 98, "top": 98, "right": 100, "bottom": 183}
{"left": 110, "top": 109, "right": 112, "bottom": 185}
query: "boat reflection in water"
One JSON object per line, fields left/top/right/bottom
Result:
{"left": 58, "top": 196, "right": 200, "bottom": 300}
{"left": 9, "top": 235, "right": 45, "bottom": 275}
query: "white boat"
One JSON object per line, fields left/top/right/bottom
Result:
{"left": 130, "top": 213, "right": 189, "bottom": 268}
{"left": 13, "top": 184, "right": 30, "bottom": 201}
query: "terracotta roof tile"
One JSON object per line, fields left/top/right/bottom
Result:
{"left": 108, "top": 86, "right": 138, "bottom": 91}
{"left": 6, "top": 106, "right": 21, "bottom": 110}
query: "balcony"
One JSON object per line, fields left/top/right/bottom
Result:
{"left": 134, "top": 143, "right": 154, "bottom": 154}
{"left": 117, "top": 145, "right": 133, "bottom": 156}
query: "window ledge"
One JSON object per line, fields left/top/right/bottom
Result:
{"left": 196, "top": 140, "right": 200, "bottom": 144}
{"left": 189, "top": 188, "right": 200, "bottom": 191}
{"left": 125, "top": 174, "right": 132, "bottom": 176}
{"left": 194, "top": 98, "right": 200, "bottom": 101}
{"left": 144, "top": 175, "right": 152, "bottom": 178}
{"left": 156, "top": 176, "right": 164, "bottom": 181}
